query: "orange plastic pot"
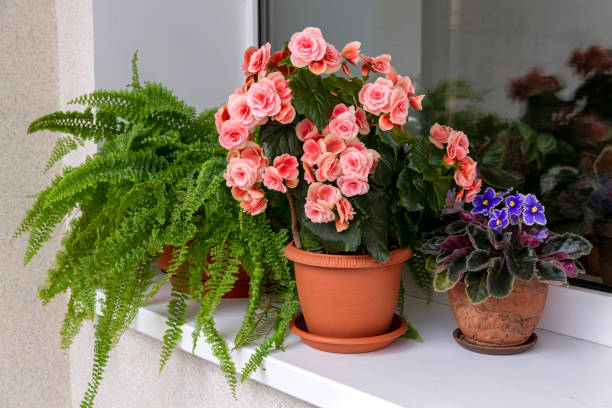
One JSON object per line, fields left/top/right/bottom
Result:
{"left": 156, "top": 245, "right": 250, "bottom": 298}
{"left": 449, "top": 277, "right": 548, "bottom": 346}
{"left": 284, "top": 242, "right": 412, "bottom": 338}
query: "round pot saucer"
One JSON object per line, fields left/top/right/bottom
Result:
{"left": 289, "top": 313, "right": 407, "bottom": 353}
{"left": 452, "top": 328, "right": 538, "bottom": 355}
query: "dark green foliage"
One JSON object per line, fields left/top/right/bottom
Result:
{"left": 289, "top": 70, "right": 340, "bottom": 129}
{"left": 536, "top": 261, "right": 568, "bottom": 284}
{"left": 504, "top": 246, "right": 537, "bottom": 281}
{"left": 486, "top": 257, "right": 514, "bottom": 298}
{"left": 465, "top": 271, "right": 489, "bottom": 304}
{"left": 14, "top": 58, "right": 297, "bottom": 407}
{"left": 466, "top": 249, "right": 490, "bottom": 271}
{"left": 541, "top": 233, "right": 593, "bottom": 259}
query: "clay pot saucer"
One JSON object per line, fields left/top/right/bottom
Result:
{"left": 453, "top": 328, "right": 538, "bottom": 355}
{"left": 290, "top": 313, "right": 408, "bottom": 353}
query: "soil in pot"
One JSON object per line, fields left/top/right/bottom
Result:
{"left": 448, "top": 277, "right": 548, "bottom": 347}
{"left": 156, "top": 245, "right": 250, "bottom": 298}
{"left": 284, "top": 243, "right": 412, "bottom": 339}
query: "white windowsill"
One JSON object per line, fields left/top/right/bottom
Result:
{"left": 95, "top": 282, "right": 612, "bottom": 408}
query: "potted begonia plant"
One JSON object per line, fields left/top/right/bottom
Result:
{"left": 419, "top": 187, "right": 592, "bottom": 353}
{"left": 216, "top": 27, "right": 482, "bottom": 352}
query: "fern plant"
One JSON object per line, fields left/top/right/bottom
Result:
{"left": 13, "top": 54, "right": 297, "bottom": 407}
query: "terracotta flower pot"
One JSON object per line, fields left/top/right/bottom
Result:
{"left": 448, "top": 277, "right": 548, "bottom": 346}
{"left": 284, "top": 243, "right": 412, "bottom": 338}
{"left": 156, "top": 245, "right": 250, "bottom": 298}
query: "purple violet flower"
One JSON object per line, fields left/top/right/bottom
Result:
{"left": 523, "top": 194, "right": 547, "bottom": 226}
{"left": 505, "top": 193, "right": 524, "bottom": 216}
{"left": 472, "top": 187, "right": 503, "bottom": 216}
{"left": 488, "top": 208, "right": 509, "bottom": 230}
{"left": 529, "top": 228, "right": 549, "bottom": 240}
{"left": 441, "top": 188, "right": 464, "bottom": 215}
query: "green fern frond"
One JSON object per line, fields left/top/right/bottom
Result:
{"left": 159, "top": 278, "right": 188, "bottom": 372}
{"left": 407, "top": 251, "right": 433, "bottom": 302}
{"left": 28, "top": 108, "right": 123, "bottom": 143}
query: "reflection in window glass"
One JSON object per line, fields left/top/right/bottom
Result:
{"left": 264, "top": 0, "right": 612, "bottom": 289}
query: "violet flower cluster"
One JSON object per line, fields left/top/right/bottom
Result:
{"left": 471, "top": 187, "right": 547, "bottom": 231}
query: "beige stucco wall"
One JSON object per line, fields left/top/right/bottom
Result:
{"left": 0, "top": 0, "right": 72, "bottom": 407}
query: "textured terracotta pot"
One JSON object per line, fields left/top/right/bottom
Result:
{"left": 284, "top": 243, "right": 412, "bottom": 338}
{"left": 448, "top": 277, "right": 548, "bottom": 346}
{"left": 156, "top": 245, "right": 250, "bottom": 298}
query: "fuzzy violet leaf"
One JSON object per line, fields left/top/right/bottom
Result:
{"left": 466, "top": 249, "right": 490, "bottom": 271}
{"left": 433, "top": 270, "right": 458, "bottom": 292}
{"left": 486, "top": 257, "right": 515, "bottom": 298}
{"left": 504, "top": 246, "right": 537, "bottom": 281}
{"left": 445, "top": 220, "right": 467, "bottom": 235}
{"left": 466, "top": 224, "right": 489, "bottom": 249}
{"left": 465, "top": 271, "right": 489, "bottom": 304}
{"left": 447, "top": 255, "right": 468, "bottom": 282}
{"left": 536, "top": 260, "right": 567, "bottom": 284}
{"left": 541, "top": 233, "right": 593, "bottom": 260}
{"left": 487, "top": 229, "right": 512, "bottom": 250}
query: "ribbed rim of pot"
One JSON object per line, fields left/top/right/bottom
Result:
{"left": 284, "top": 242, "right": 412, "bottom": 269}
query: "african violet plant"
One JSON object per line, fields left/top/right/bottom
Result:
{"left": 13, "top": 56, "right": 297, "bottom": 407}
{"left": 419, "top": 187, "right": 592, "bottom": 304}
{"left": 216, "top": 27, "right": 481, "bottom": 266}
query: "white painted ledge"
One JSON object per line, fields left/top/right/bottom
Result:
{"left": 96, "top": 281, "right": 612, "bottom": 408}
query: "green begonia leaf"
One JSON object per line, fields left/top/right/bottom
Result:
{"left": 408, "top": 139, "right": 445, "bottom": 181}
{"left": 486, "top": 257, "right": 514, "bottom": 298}
{"left": 352, "top": 186, "right": 390, "bottom": 263}
{"left": 259, "top": 122, "right": 302, "bottom": 160}
{"left": 290, "top": 70, "right": 339, "bottom": 129}
{"left": 301, "top": 219, "right": 361, "bottom": 253}
{"left": 397, "top": 167, "right": 426, "bottom": 212}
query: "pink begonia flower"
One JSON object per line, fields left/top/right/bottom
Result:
{"left": 241, "top": 46, "right": 258, "bottom": 76}
{"left": 429, "top": 123, "right": 450, "bottom": 149}
{"left": 337, "top": 174, "right": 370, "bottom": 197}
{"left": 323, "top": 42, "right": 342, "bottom": 74}
{"left": 397, "top": 76, "right": 414, "bottom": 96}
{"left": 273, "top": 154, "right": 299, "bottom": 180}
{"left": 361, "top": 64, "right": 371, "bottom": 76}
{"left": 267, "top": 71, "right": 293, "bottom": 104}
{"left": 464, "top": 179, "right": 482, "bottom": 203}
{"left": 342, "top": 41, "right": 361, "bottom": 65}
{"left": 371, "top": 54, "right": 392, "bottom": 74}
{"left": 309, "top": 60, "right": 327, "bottom": 75}
{"left": 342, "top": 63, "right": 352, "bottom": 77}
{"left": 378, "top": 114, "right": 394, "bottom": 131}
{"left": 307, "top": 182, "right": 341, "bottom": 209}
{"left": 236, "top": 76, "right": 256, "bottom": 95}
{"left": 231, "top": 186, "right": 247, "bottom": 201}
{"left": 286, "top": 178, "right": 298, "bottom": 188}
{"left": 454, "top": 157, "right": 477, "bottom": 189}
{"left": 262, "top": 166, "right": 287, "bottom": 193}
{"left": 296, "top": 118, "right": 317, "bottom": 141}
{"left": 389, "top": 88, "right": 409, "bottom": 125}
{"left": 331, "top": 103, "right": 349, "bottom": 119}
{"left": 360, "top": 54, "right": 373, "bottom": 65}
{"left": 215, "top": 104, "right": 230, "bottom": 133}
{"left": 315, "top": 152, "right": 341, "bottom": 182}
{"left": 345, "top": 137, "right": 366, "bottom": 152}
{"left": 248, "top": 43, "right": 271, "bottom": 76}
{"left": 339, "top": 147, "right": 370, "bottom": 177}
{"left": 320, "top": 133, "right": 346, "bottom": 154}
{"left": 364, "top": 148, "right": 381, "bottom": 174}
{"left": 301, "top": 139, "right": 323, "bottom": 165}
{"left": 409, "top": 94, "right": 425, "bottom": 111}
{"left": 226, "top": 149, "right": 240, "bottom": 162}
{"left": 447, "top": 130, "right": 470, "bottom": 161}
{"left": 386, "top": 67, "right": 400, "bottom": 84}
{"left": 329, "top": 109, "right": 359, "bottom": 140}
{"left": 358, "top": 77, "right": 393, "bottom": 115}
{"left": 444, "top": 155, "right": 457, "bottom": 165}
{"left": 288, "top": 27, "right": 327, "bottom": 68}
{"left": 303, "top": 162, "right": 315, "bottom": 184}
{"left": 275, "top": 103, "right": 296, "bottom": 124}
{"left": 228, "top": 94, "right": 257, "bottom": 128}
{"left": 355, "top": 108, "right": 370, "bottom": 135}
{"left": 240, "top": 141, "right": 268, "bottom": 174}
{"left": 246, "top": 78, "right": 281, "bottom": 118}
{"left": 304, "top": 201, "right": 335, "bottom": 223}
{"left": 224, "top": 158, "right": 258, "bottom": 190}
{"left": 240, "top": 188, "right": 267, "bottom": 215}
{"left": 335, "top": 197, "right": 355, "bottom": 232}
{"left": 219, "top": 120, "right": 250, "bottom": 150}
